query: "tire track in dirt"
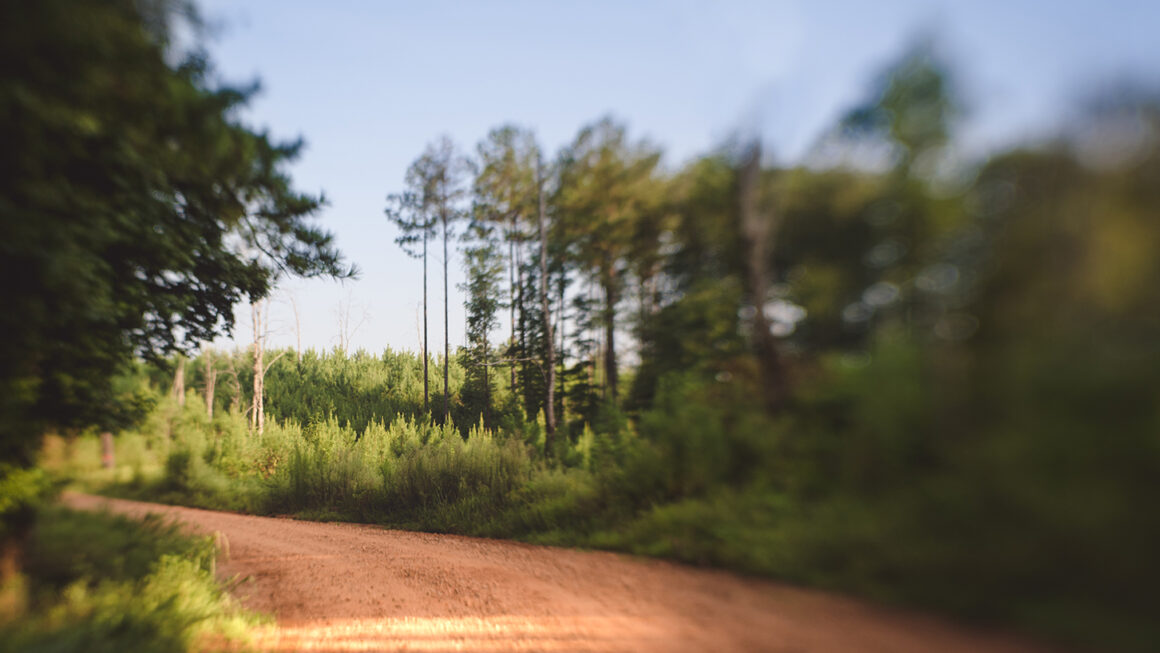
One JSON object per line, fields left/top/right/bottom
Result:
{"left": 63, "top": 492, "right": 1060, "bottom": 653}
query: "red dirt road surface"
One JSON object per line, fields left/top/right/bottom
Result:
{"left": 63, "top": 492, "right": 1059, "bottom": 653}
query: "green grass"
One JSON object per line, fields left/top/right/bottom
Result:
{"left": 0, "top": 506, "right": 257, "bottom": 653}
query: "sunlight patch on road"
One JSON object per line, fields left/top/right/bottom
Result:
{"left": 245, "top": 615, "right": 668, "bottom": 652}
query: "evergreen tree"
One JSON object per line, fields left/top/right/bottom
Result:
{"left": 385, "top": 190, "right": 435, "bottom": 413}
{"left": 459, "top": 228, "right": 506, "bottom": 428}
{"left": 473, "top": 126, "right": 539, "bottom": 394}
{"left": 405, "top": 137, "right": 469, "bottom": 422}
{"left": 555, "top": 118, "right": 661, "bottom": 406}
{"left": 534, "top": 155, "right": 559, "bottom": 451}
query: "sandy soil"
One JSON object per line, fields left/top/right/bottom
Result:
{"left": 63, "top": 492, "right": 1060, "bottom": 653}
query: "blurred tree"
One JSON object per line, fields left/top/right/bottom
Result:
{"left": 0, "top": 0, "right": 353, "bottom": 464}
{"left": 840, "top": 39, "right": 958, "bottom": 175}
{"left": 555, "top": 118, "right": 661, "bottom": 405}
{"left": 629, "top": 154, "right": 747, "bottom": 410}
{"left": 781, "top": 41, "right": 964, "bottom": 350}
{"left": 738, "top": 143, "right": 790, "bottom": 412}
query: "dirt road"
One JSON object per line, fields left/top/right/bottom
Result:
{"left": 63, "top": 492, "right": 1057, "bottom": 652}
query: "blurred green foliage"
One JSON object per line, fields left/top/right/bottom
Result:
{"left": 0, "top": 507, "right": 252, "bottom": 653}
{"left": 0, "top": 0, "right": 351, "bottom": 465}
{"left": 8, "top": 2, "right": 1158, "bottom": 650}
{"left": 60, "top": 69, "right": 1159, "bottom": 650}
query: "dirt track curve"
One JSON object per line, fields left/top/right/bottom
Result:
{"left": 64, "top": 492, "right": 1058, "bottom": 653}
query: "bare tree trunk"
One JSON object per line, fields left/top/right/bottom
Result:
{"left": 738, "top": 142, "right": 788, "bottom": 413}
{"left": 423, "top": 233, "right": 429, "bottom": 415}
{"left": 588, "top": 280, "right": 599, "bottom": 395}
{"left": 290, "top": 295, "right": 302, "bottom": 364}
{"left": 509, "top": 221, "right": 517, "bottom": 392}
{"left": 483, "top": 332, "right": 490, "bottom": 429}
{"left": 518, "top": 249, "right": 528, "bottom": 411}
{"left": 335, "top": 293, "right": 368, "bottom": 354}
{"left": 638, "top": 273, "right": 658, "bottom": 334}
{"left": 204, "top": 348, "right": 216, "bottom": 419}
{"left": 99, "top": 431, "right": 115, "bottom": 469}
{"left": 537, "top": 158, "right": 557, "bottom": 453}
{"left": 442, "top": 210, "right": 450, "bottom": 422}
{"left": 558, "top": 278, "right": 566, "bottom": 426}
{"left": 251, "top": 300, "right": 265, "bottom": 435}
{"left": 257, "top": 367, "right": 265, "bottom": 436}
{"left": 603, "top": 275, "right": 618, "bottom": 404}
{"left": 172, "top": 356, "right": 185, "bottom": 406}
{"left": 514, "top": 227, "right": 524, "bottom": 398}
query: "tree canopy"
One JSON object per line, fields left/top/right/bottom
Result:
{"left": 0, "top": 0, "right": 352, "bottom": 463}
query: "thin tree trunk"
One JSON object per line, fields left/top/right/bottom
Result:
{"left": 423, "top": 232, "right": 429, "bottom": 415}
{"left": 172, "top": 356, "right": 185, "bottom": 406}
{"left": 738, "top": 142, "right": 788, "bottom": 413}
{"left": 100, "top": 432, "right": 115, "bottom": 469}
{"left": 260, "top": 310, "right": 266, "bottom": 436}
{"left": 638, "top": 274, "right": 656, "bottom": 335}
{"left": 589, "top": 280, "right": 599, "bottom": 396}
{"left": 603, "top": 275, "right": 618, "bottom": 404}
{"left": 483, "top": 333, "right": 490, "bottom": 429}
{"left": 509, "top": 223, "right": 517, "bottom": 392}
{"left": 204, "top": 348, "right": 216, "bottom": 420}
{"left": 251, "top": 301, "right": 265, "bottom": 435}
{"left": 558, "top": 278, "right": 566, "bottom": 426}
{"left": 515, "top": 228, "right": 524, "bottom": 398}
{"left": 442, "top": 210, "right": 450, "bottom": 422}
{"left": 537, "top": 158, "right": 557, "bottom": 453}
{"left": 225, "top": 353, "right": 240, "bottom": 414}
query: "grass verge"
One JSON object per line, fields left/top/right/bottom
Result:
{"left": 0, "top": 505, "right": 257, "bottom": 653}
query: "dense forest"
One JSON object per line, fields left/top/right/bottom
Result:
{"left": 46, "top": 54, "right": 1160, "bottom": 652}
{"left": 3, "top": 1, "right": 1158, "bottom": 652}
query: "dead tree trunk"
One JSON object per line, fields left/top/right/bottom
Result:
{"left": 172, "top": 356, "right": 185, "bottom": 406}
{"left": 99, "top": 432, "right": 115, "bottom": 469}
{"left": 509, "top": 219, "right": 517, "bottom": 392}
{"left": 557, "top": 279, "right": 566, "bottom": 427}
{"left": 423, "top": 232, "right": 430, "bottom": 415}
{"left": 601, "top": 258, "right": 619, "bottom": 404}
{"left": 204, "top": 348, "right": 216, "bottom": 419}
{"left": 251, "top": 300, "right": 265, "bottom": 435}
{"left": 290, "top": 295, "right": 302, "bottom": 364}
{"left": 442, "top": 208, "right": 450, "bottom": 423}
{"left": 738, "top": 142, "right": 789, "bottom": 413}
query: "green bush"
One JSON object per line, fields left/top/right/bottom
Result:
{"left": 21, "top": 508, "right": 208, "bottom": 591}
{"left": 2, "top": 508, "right": 252, "bottom": 653}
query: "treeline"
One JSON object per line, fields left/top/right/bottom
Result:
{"left": 159, "top": 347, "right": 458, "bottom": 435}
{"left": 154, "top": 346, "right": 538, "bottom": 439}
{"left": 71, "top": 47, "right": 1160, "bottom": 653}
{"left": 380, "top": 50, "right": 978, "bottom": 451}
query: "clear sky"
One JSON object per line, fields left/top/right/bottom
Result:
{"left": 196, "top": 0, "right": 1160, "bottom": 355}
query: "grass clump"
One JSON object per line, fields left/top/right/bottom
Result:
{"left": 0, "top": 506, "right": 255, "bottom": 653}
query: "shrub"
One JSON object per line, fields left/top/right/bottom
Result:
{"left": 2, "top": 508, "right": 253, "bottom": 652}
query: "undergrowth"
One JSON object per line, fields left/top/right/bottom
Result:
{"left": 49, "top": 362, "right": 1160, "bottom": 653}
{"left": 0, "top": 506, "right": 255, "bottom": 653}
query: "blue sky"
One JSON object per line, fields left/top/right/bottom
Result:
{"left": 196, "top": 0, "right": 1160, "bottom": 354}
